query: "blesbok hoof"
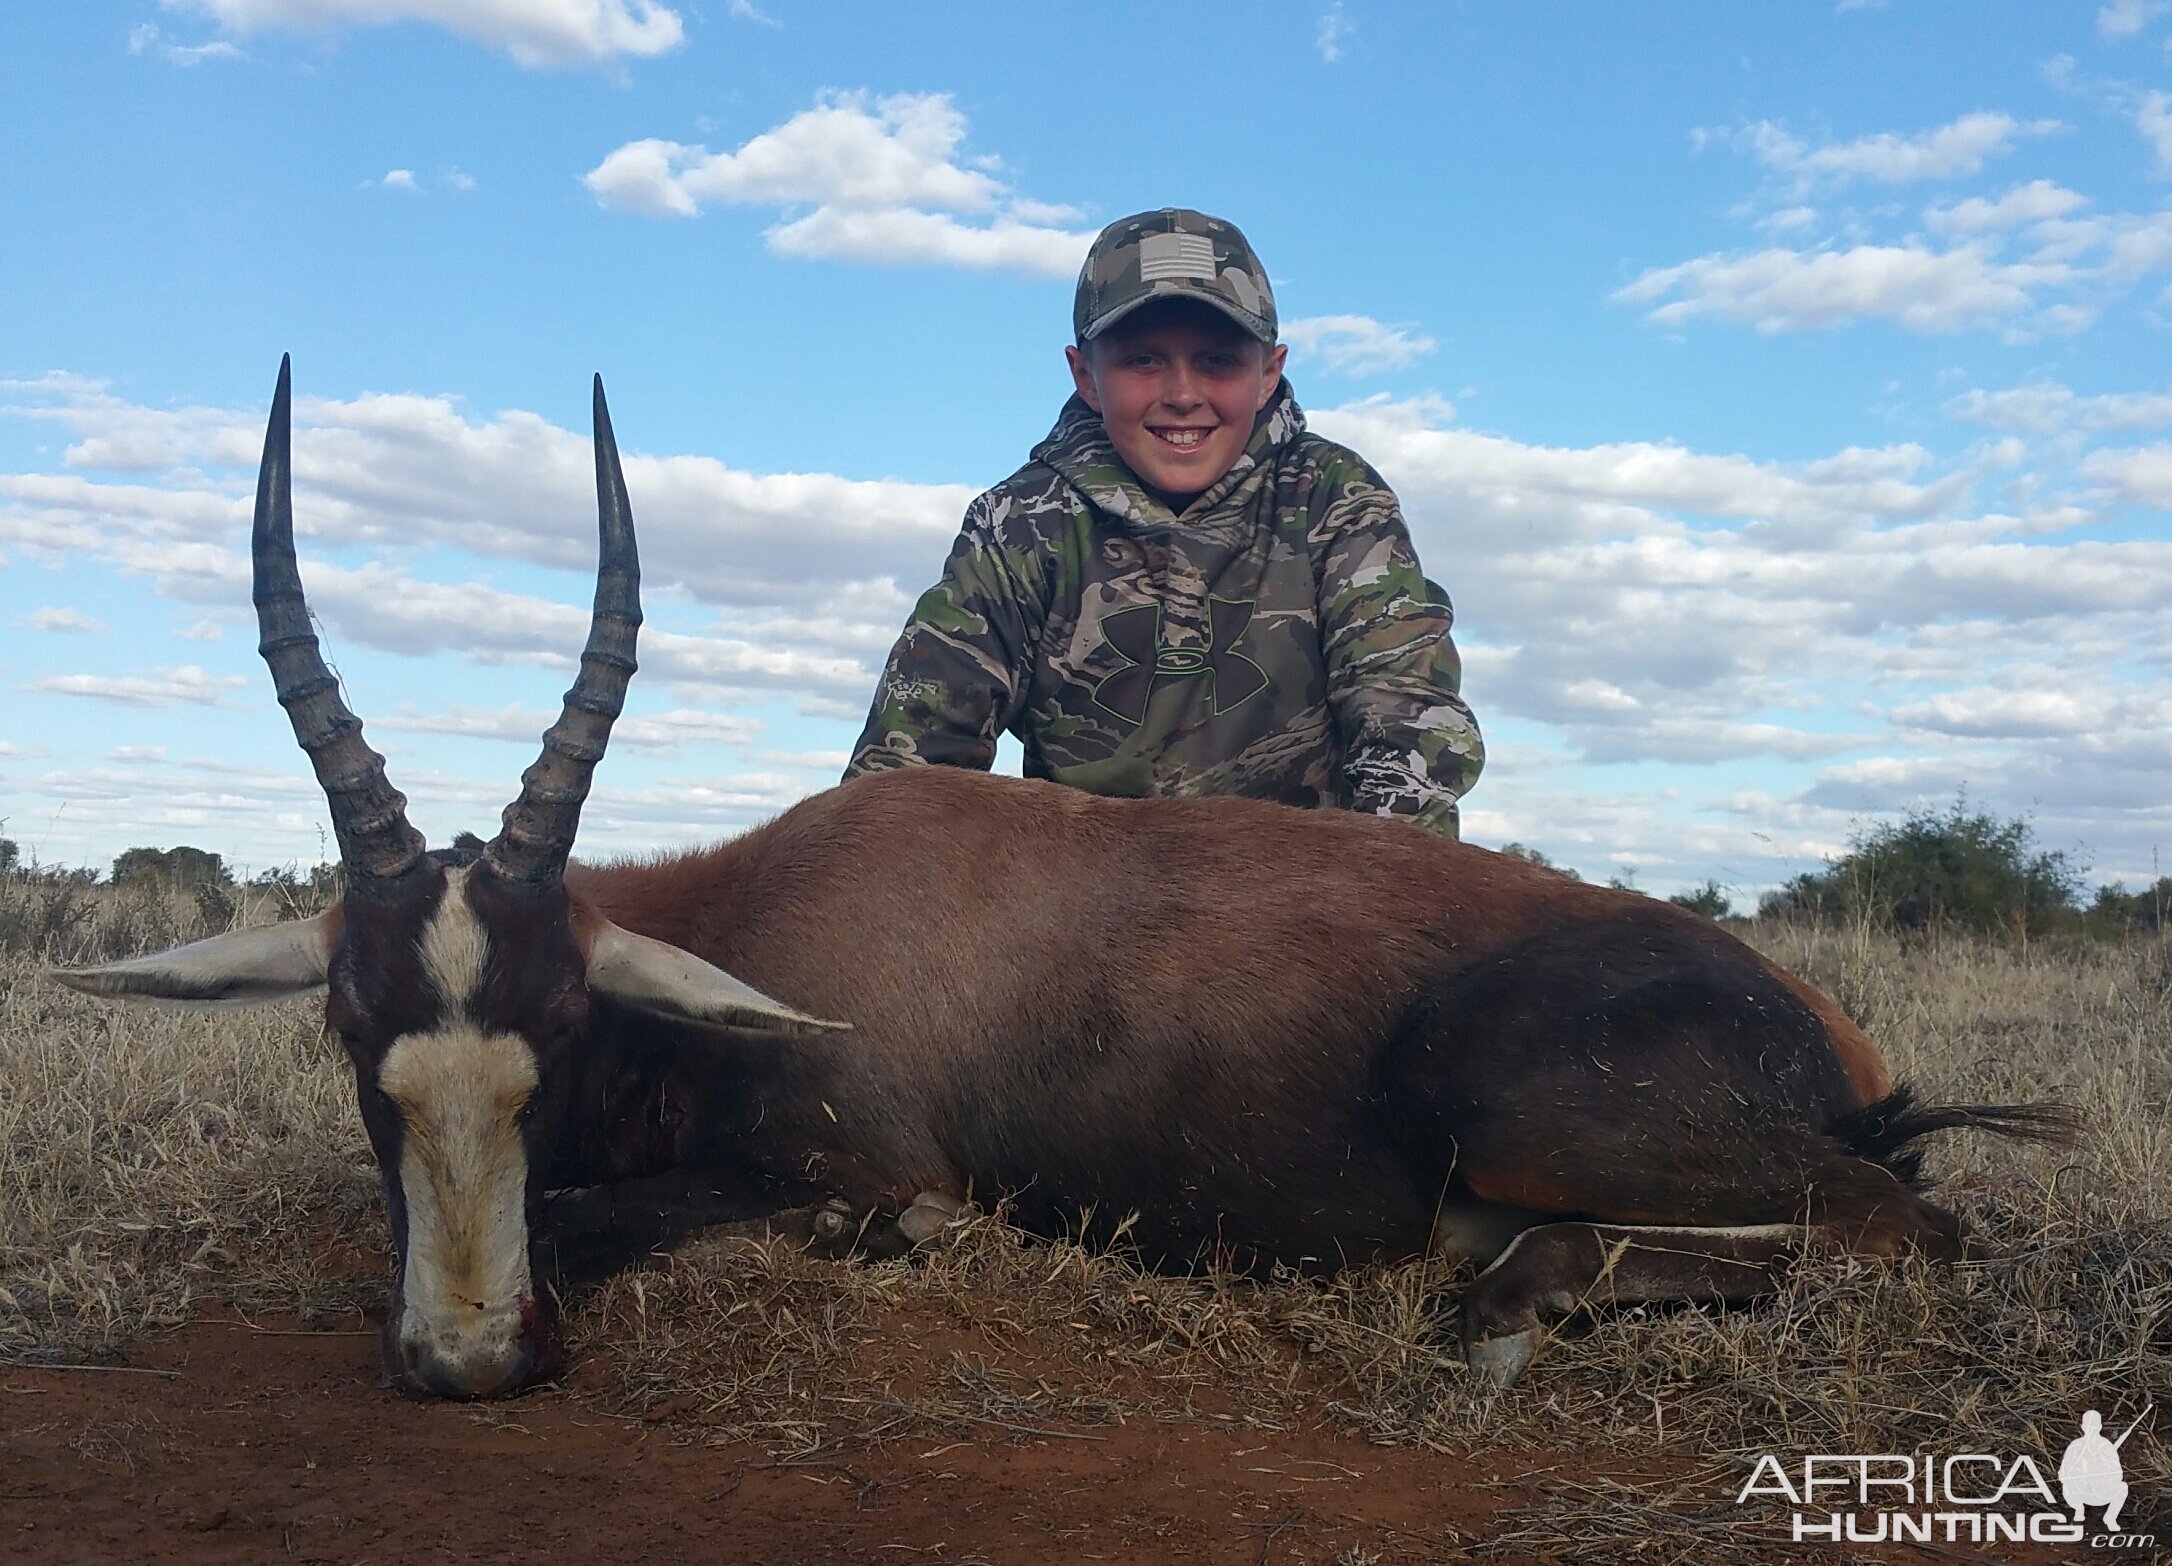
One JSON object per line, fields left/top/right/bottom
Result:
{"left": 807, "top": 1197, "right": 859, "bottom": 1258}
{"left": 895, "top": 1191, "right": 964, "bottom": 1248}
{"left": 1464, "top": 1328, "right": 1539, "bottom": 1388}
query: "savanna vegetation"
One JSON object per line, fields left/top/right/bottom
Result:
{"left": 1508, "top": 797, "right": 2167, "bottom": 939}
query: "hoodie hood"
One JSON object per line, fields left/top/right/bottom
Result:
{"left": 1031, "top": 380, "right": 1308, "bottom": 532}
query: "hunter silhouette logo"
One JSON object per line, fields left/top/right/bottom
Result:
{"left": 1092, "top": 598, "right": 1267, "bottom": 724}
{"left": 2061, "top": 1407, "right": 2145, "bottom": 1533}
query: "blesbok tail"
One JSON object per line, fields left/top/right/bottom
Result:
{"left": 1829, "top": 1083, "right": 2081, "bottom": 1190}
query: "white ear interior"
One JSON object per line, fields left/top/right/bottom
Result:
{"left": 49, "top": 909, "right": 338, "bottom": 1009}
{"left": 584, "top": 919, "right": 850, "bottom": 1035}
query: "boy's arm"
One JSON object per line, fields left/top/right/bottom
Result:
{"left": 843, "top": 497, "right": 1043, "bottom": 778}
{"left": 1315, "top": 463, "right": 1484, "bottom": 837}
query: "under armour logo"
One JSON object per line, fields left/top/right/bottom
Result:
{"left": 1091, "top": 598, "right": 1268, "bottom": 724}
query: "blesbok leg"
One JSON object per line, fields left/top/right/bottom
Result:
{"left": 1457, "top": 1220, "right": 1800, "bottom": 1386}
{"left": 1453, "top": 1150, "right": 1967, "bottom": 1386}
{"left": 537, "top": 1168, "right": 819, "bottom": 1278}
{"left": 806, "top": 1189, "right": 968, "bottom": 1260}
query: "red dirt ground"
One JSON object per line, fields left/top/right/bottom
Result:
{"left": 3, "top": 1297, "right": 2088, "bottom": 1565}
{"left": 3, "top": 1308, "right": 1535, "bottom": 1564}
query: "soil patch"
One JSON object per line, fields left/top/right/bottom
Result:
{"left": 4, "top": 1303, "right": 2089, "bottom": 1565}
{"left": 5, "top": 1309, "right": 1524, "bottom": 1564}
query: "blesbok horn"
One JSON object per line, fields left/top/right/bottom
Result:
{"left": 484, "top": 375, "right": 642, "bottom": 887}
{"left": 253, "top": 354, "right": 426, "bottom": 889}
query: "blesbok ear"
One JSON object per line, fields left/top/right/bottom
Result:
{"left": 582, "top": 919, "right": 850, "bottom": 1036}
{"left": 49, "top": 908, "right": 339, "bottom": 1009}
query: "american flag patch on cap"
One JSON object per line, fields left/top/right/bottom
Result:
{"left": 1137, "top": 232, "right": 1218, "bottom": 281}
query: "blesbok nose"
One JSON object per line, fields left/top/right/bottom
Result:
{"left": 392, "top": 1320, "right": 541, "bottom": 1400}
{"left": 386, "top": 1285, "right": 548, "bottom": 1399}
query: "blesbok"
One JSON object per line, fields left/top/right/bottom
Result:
{"left": 56, "top": 360, "right": 2067, "bottom": 1399}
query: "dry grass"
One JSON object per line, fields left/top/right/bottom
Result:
{"left": 3, "top": 878, "right": 2166, "bottom": 1559}
{"left": 0, "top": 881, "right": 379, "bottom": 1354}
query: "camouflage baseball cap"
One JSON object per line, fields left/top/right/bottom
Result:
{"left": 1073, "top": 208, "right": 1277, "bottom": 344}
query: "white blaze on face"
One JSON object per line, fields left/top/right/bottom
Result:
{"left": 377, "top": 868, "right": 539, "bottom": 1392}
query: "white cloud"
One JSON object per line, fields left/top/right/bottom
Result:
{"left": 582, "top": 141, "right": 695, "bottom": 215}
{"left": 1654, "top": 109, "right": 2172, "bottom": 344}
{"left": 1756, "top": 205, "right": 1820, "bottom": 235}
{"left": 1616, "top": 243, "right": 2067, "bottom": 334}
{"left": 0, "top": 373, "right": 963, "bottom": 715}
{"left": 0, "top": 372, "right": 972, "bottom": 612}
{"left": 1316, "top": 2, "right": 1350, "bottom": 63}
{"left": 1948, "top": 382, "right": 2172, "bottom": 434}
{"left": 1282, "top": 315, "right": 1438, "bottom": 376}
{"left": 2101, "top": 209, "right": 2172, "bottom": 276}
{"left": 129, "top": 23, "right": 244, "bottom": 64}
{"left": 1892, "top": 680, "right": 2172, "bottom": 740}
{"left": 588, "top": 95, "right": 1005, "bottom": 214}
{"left": 1742, "top": 111, "right": 2062, "bottom": 188}
{"left": 29, "top": 665, "right": 248, "bottom": 708}
{"left": 764, "top": 207, "right": 1088, "bottom": 276}
{"left": 753, "top": 747, "right": 850, "bottom": 771}
{"left": 570, "top": 774, "right": 823, "bottom": 835}
{"left": 12, "top": 746, "right": 826, "bottom": 867}
{"left": 164, "top": 0, "right": 684, "bottom": 68}
{"left": 369, "top": 167, "right": 474, "bottom": 193}
{"left": 178, "top": 618, "right": 227, "bottom": 641}
{"left": 2080, "top": 441, "right": 2172, "bottom": 505}
{"left": 1923, "top": 179, "right": 2088, "bottom": 239}
{"left": 584, "top": 92, "right": 1093, "bottom": 276}
{"left": 29, "top": 607, "right": 107, "bottom": 633}
{"left": 2137, "top": 90, "right": 2172, "bottom": 169}
{"left": 1312, "top": 392, "right": 2172, "bottom": 797}
{"left": 168, "top": 39, "right": 244, "bottom": 64}
{"left": 377, "top": 702, "right": 761, "bottom": 754}
{"left": 1316, "top": 397, "right": 1971, "bottom": 529}
{"left": 2098, "top": 0, "right": 2168, "bottom": 38}
{"left": 614, "top": 708, "right": 765, "bottom": 752}
{"left": 725, "top": 0, "right": 779, "bottom": 23}
{"left": 0, "top": 373, "right": 262, "bottom": 472}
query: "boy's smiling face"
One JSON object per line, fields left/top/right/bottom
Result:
{"left": 1066, "top": 299, "right": 1288, "bottom": 508}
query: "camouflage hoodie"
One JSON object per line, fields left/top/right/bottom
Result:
{"left": 843, "top": 383, "right": 1483, "bottom": 835}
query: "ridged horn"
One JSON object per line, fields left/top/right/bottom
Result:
{"left": 253, "top": 355, "right": 427, "bottom": 888}
{"left": 483, "top": 376, "right": 641, "bottom": 887}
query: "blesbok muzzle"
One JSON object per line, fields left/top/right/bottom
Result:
{"left": 386, "top": 1286, "right": 548, "bottom": 1400}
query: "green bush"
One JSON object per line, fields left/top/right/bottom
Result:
{"left": 110, "top": 845, "right": 232, "bottom": 892}
{"left": 1667, "top": 880, "right": 1733, "bottom": 919}
{"left": 2087, "top": 876, "right": 2171, "bottom": 935}
{"left": 1758, "top": 800, "right": 2082, "bottom": 935}
{"left": 1498, "top": 842, "right": 1581, "bottom": 881}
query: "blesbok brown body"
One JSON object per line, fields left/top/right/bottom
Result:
{"left": 57, "top": 361, "right": 2066, "bottom": 1398}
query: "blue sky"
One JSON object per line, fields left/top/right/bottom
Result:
{"left": 3, "top": 1, "right": 2169, "bottom": 900}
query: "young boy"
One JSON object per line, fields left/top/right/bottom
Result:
{"left": 843, "top": 208, "right": 1483, "bottom": 836}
